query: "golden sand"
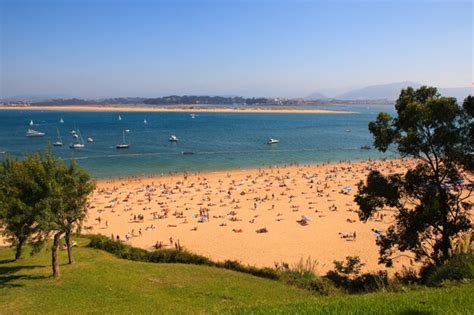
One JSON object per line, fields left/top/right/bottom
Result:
{"left": 82, "top": 159, "right": 418, "bottom": 274}
{"left": 0, "top": 105, "right": 354, "bottom": 114}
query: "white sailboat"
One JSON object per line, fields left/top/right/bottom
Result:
{"left": 60, "top": 117, "right": 64, "bottom": 123}
{"left": 144, "top": 118, "right": 147, "bottom": 124}
{"left": 70, "top": 122, "right": 77, "bottom": 135}
{"left": 29, "top": 120, "right": 34, "bottom": 126}
{"left": 118, "top": 115, "right": 122, "bottom": 121}
{"left": 116, "top": 130, "right": 130, "bottom": 149}
{"left": 69, "top": 129, "right": 85, "bottom": 149}
{"left": 53, "top": 128, "right": 63, "bottom": 146}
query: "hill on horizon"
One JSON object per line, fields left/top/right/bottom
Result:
{"left": 305, "top": 91, "right": 328, "bottom": 100}
{"left": 328, "top": 81, "right": 472, "bottom": 101}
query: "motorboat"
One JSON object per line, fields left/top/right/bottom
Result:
{"left": 169, "top": 135, "right": 179, "bottom": 142}
{"left": 360, "top": 145, "right": 371, "bottom": 150}
{"left": 267, "top": 138, "right": 279, "bottom": 144}
{"left": 87, "top": 137, "right": 94, "bottom": 143}
{"left": 26, "top": 129, "right": 45, "bottom": 137}
{"left": 69, "top": 143, "right": 85, "bottom": 149}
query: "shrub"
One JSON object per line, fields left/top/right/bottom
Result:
{"left": 325, "top": 256, "right": 401, "bottom": 293}
{"left": 423, "top": 253, "right": 474, "bottom": 287}
{"left": 276, "top": 258, "right": 338, "bottom": 295}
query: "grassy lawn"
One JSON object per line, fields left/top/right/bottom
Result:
{"left": 1, "top": 238, "right": 473, "bottom": 314}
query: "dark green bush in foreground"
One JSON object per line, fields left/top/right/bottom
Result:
{"left": 422, "top": 253, "right": 474, "bottom": 287}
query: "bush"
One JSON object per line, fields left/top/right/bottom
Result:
{"left": 423, "top": 253, "right": 474, "bottom": 287}
{"left": 325, "top": 256, "right": 401, "bottom": 293}
{"left": 276, "top": 258, "right": 338, "bottom": 295}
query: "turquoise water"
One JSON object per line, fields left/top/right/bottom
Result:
{"left": 0, "top": 106, "right": 395, "bottom": 178}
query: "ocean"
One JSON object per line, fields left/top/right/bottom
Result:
{"left": 0, "top": 105, "right": 396, "bottom": 178}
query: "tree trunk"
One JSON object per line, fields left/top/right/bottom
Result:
{"left": 65, "top": 231, "right": 74, "bottom": 264}
{"left": 51, "top": 232, "right": 62, "bottom": 278}
{"left": 15, "top": 238, "right": 25, "bottom": 260}
{"left": 441, "top": 228, "right": 451, "bottom": 262}
{"left": 439, "top": 190, "right": 452, "bottom": 263}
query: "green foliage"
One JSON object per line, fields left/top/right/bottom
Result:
{"left": 422, "top": 253, "right": 474, "bottom": 287}
{"left": 333, "top": 256, "right": 365, "bottom": 277}
{"left": 275, "top": 258, "right": 338, "bottom": 295}
{"left": 0, "top": 151, "right": 56, "bottom": 259}
{"left": 0, "top": 148, "right": 94, "bottom": 276}
{"left": 325, "top": 256, "right": 398, "bottom": 293}
{"left": 356, "top": 87, "right": 473, "bottom": 267}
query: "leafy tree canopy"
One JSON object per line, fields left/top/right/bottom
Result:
{"left": 356, "top": 86, "right": 473, "bottom": 267}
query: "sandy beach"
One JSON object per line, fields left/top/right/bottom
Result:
{"left": 80, "top": 159, "right": 422, "bottom": 274}
{"left": 0, "top": 158, "right": 471, "bottom": 273}
{"left": 0, "top": 105, "right": 354, "bottom": 114}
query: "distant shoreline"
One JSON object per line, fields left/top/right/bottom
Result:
{"left": 0, "top": 105, "right": 355, "bottom": 114}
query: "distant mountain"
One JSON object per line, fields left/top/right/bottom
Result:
{"left": 335, "top": 81, "right": 421, "bottom": 100}
{"left": 438, "top": 87, "right": 473, "bottom": 102}
{"left": 332, "top": 81, "right": 473, "bottom": 102}
{"left": 306, "top": 92, "right": 328, "bottom": 100}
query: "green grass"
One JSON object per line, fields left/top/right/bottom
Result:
{"left": 1, "top": 238, "right": 473, "bottom": 314}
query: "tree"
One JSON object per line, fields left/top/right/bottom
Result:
{"left": 355, "top": 86, "right": 473, "bottom": 267}
{"left": 0, "top": 149, "right": 94, "bottom": 277}
{"left": 57, "top": 160, "right": 95, "bottom": 264}
{"left": 35, "top": 151, "right": 94, "bottom": 276}
{"left": 0, "top": 155, "right": 50, "bottom": 260}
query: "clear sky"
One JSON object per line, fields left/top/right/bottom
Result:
{"left": 1, "top": 0, "right": 472, "bottom": 98}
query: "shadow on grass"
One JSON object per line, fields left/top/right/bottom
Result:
{"left": 0, "top": 265, "right": 47, "bottom": 288}
{"left": 0, "top": 259, "right": 16, "bottom": 264}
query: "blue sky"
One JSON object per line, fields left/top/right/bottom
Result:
{"left": 1, "top": 0, "right": 472, "bottom": 98}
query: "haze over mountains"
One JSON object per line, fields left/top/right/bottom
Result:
{"left": 2, "top": 82, "right": 472, "bottom": 104}
{"left": 307, "top": 81, "right": 473, "bottom": 102}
